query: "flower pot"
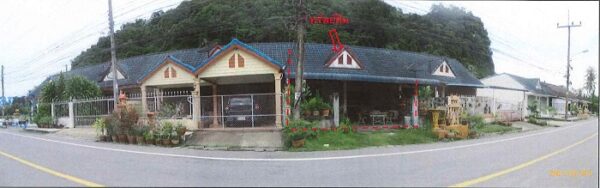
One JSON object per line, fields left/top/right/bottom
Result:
{"left": 331, "top": 127, "right": 337, "bottom": 132}
{"left": 321, "top": 109, "right": 330, "bottom": 117}
{"left": 127, "top": 135, "right": 136, "bottom": 145}
{"left": 162, "top": 139, "right": 171, "bottom": 146}
{"left": 111, "top": 135, "right": 118, "bottom": 143}
{"left": 118, "top": 134, "right": 127, "bottom": 143}
{"left": 312, "top": 111, "right": 320, "bottom": 116}
{"left": 352, "top": 126, "right": 358, "bottom": 132}
{"left": 291, "top": 138, "right": 305, "bottom": 148}
{"left": 311, "top": 127, "right": 318, "bottom": 132}
{"left": 136, "top": 136, "right": 144, "bottom": 145}
{"left": 171, "top": 138, "right": 180, "bottom": 145}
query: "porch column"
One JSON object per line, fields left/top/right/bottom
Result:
{"left": 343, "top": 81, "right": 347, "bottom": 116}
{"left": 141, "top": 85, "right": 147, "bottom": 114}
{"left": 192, "top": 79, "right": 202, "bottom": 129}
{"left": 274, "top": 73, "right": 283, "bottom": 128}
{"left": 211, "top": 84, "right": 219, "bottom": 128}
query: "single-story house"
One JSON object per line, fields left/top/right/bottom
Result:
{"left": 477, "top": 73, "right": 589, "bottom": 119}
{"left": 32, "top": 39, "right": 484, "bottom": 129}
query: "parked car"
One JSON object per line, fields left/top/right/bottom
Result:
{"left": 224, "top": 97, "right": 260, "bottom": 127}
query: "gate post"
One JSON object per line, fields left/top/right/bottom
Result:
{"left": 333, "top": 93, "right": 339, "bottom": 127}
{"left": 51, "top": 102, "right": 55, "bottom": 119}
{"left": 192, "top": 79, "right": 202, "bottom": 129}
{"left": 68, "top": 101, "right": 75, "bottom": 128}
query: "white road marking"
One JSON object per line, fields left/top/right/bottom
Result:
{"left": 0, "top": 121, "right": 594, "bottom": 162}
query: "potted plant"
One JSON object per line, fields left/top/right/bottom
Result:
{"left": 92, "top": 118, "right": 107, "bottom": 142}
{"left": 126, "top": 128, "right": 136, "bottom": 145}
{"left": 135, "top": 126, "right": 146, "bottom": 145}
{"left": 284, "top": 119, "right": 315, "bottom": 148}
{"left": 170, "top": 130, "right": 180, "bottom": 145}
{"left": 161, "top": 122, "right": 174, "bottom": 146}
{"left": 319, "top": 101, "right": 332, "bottom": 117}
{"left": 143, "top": 129, "right": 155, "bottom": 145}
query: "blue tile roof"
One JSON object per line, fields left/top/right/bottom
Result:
{"left": 32, "top": 39, "right": 484, "bottom": 96}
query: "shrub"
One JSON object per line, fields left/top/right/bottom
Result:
{"left": 283, "top": 119, "right": 316, "bottom": 147}
{"left": 464, "top": 114, "right": 485, "bottom": 129}
{"left": 92, "top": 118, "right": 106, "bottom": 136}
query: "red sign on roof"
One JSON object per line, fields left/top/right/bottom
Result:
{"left": 309, "top": 13, "right": 349, "bottom": 25}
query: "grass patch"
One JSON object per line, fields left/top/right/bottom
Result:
{"left": 472, "top": 124, "right": 519, "bottom": 134}
{"left": 289, "top": 129, "right": 438, "bottom": 152}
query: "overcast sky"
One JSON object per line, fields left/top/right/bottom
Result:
{"left": 0, "top": 0, "right": 598, "bottom": 97}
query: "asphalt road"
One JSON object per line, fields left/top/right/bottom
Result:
{"left": 0, "top": 119, "right": 597, "bottom": 187}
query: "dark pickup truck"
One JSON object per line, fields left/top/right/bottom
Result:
{"left": 224, "top": 97, "right": 260, "bottom": 126}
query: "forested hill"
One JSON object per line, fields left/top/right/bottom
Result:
{"left": 71, "top": 0, "right": 494, "bottom": 78}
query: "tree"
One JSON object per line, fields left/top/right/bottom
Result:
{"left": 70, "top": 0, "right": 495, "bottom": 78}
{"left": 584, "top": 66, "right": 596, "bottom": 97}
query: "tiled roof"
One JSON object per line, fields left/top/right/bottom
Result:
{"left": 32, "top": 40, "right": 484, "bottom": 96}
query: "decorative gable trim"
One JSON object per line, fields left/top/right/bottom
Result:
{"left": 324, "top": 48, "right": 363, "bottom": 69}
{"left": 432, "top": 60, "right": 455, "bottom": 77}
{"left": 139, "top": 57, "right": 195, "bottom": 83}
{"left": 208, "top": 45, "right": 222, "bottom": 57}
{"left": 103, "top": 67, "right": 126, "bottom": 81}
{"left": 195, "top": 43, "right": 281, "bottom": 75}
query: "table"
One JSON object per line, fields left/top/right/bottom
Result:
{"left": 370, "top": 114, "right": 387, "bottom": 126}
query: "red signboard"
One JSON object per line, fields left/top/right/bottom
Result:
{"left": 309, "top": 13, "right": 349, "bottom": 25}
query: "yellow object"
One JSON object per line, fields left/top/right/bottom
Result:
{"left": 0, "top": 150, "right": 104, "bottom": 187}
{"left": 446, "top": 125, "right": 469, "bottom": 139}
{"left": 431, "top": 110, "right": 440, "bottom": 130}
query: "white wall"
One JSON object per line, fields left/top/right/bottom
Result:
{"left": 477, "top": 87, "right": 526, "bottom": 120}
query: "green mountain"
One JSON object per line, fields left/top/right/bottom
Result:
{"left": 71, "top": 0, "right": 494, "bottom": 78}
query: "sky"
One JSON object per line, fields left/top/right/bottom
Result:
{"left": 0, "top": 0, "right": 598, "bottom": 97}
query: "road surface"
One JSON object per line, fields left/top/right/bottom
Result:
{"left": 0, "top": 119, "right": 597, "bottom": 187}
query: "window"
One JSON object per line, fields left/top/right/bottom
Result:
{"left": 338, "top": 55, "right": 343, "bottom": 64}
{"left": 170, "top": 67, "right": 177, "bottom": 78}
{"left": 237, "top": 54, "right": 245, "bottom": 67}
{"left": 163, "top": 68, "right": 170, "bottom": 78}
{"left": 347, "top": 54, "right": 352, "bottom": 65}
{"left": 444, "top": 65, "right": 448, "bottom": 73}
{"left": 229, "top": 55, "right": 235, "bottom": 68}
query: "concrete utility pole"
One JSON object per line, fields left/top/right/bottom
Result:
{"left": 108, "top": 0, "right": 119, "bottom": 106}
{"left": 292, "top": 0, "right": 306, "bottom": 119}
{"left": 557, "top": 10, "right": 581, "bottom": 120}
{"left": 1, "top": 65, "right": 3, "bottom": 117}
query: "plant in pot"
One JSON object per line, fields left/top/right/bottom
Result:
{"left": 170, "top": 129, "right": 180, "bottom": 145}
{"left": 284, "top": 119, "right": 315, "bottom": 148}
{"left": 135, "top": 126, "right": 146, "bottom": 145}
{"left": 92, "top": 118, "right": 107, "bottom": 142}
{"left": 126, "top": 128, "right": 137, "bottom": 145}
{"left": 319, "top": 101, "right": 332, "bottom": 117}
{"left": 161, "top": 122, "right": 174, "bottom": 146}
{"left": 143, "top": 129, "right": 155, "bottom": 145}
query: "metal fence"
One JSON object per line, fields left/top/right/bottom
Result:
{"left": 199, "top": 93, "right": 281, "bottom": 128}
{"left": 37, "top": 92, "right": 282, "bottom": 128}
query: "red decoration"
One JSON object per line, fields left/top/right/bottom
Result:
{"left": 328, "top": 29, "right": 344, "bottom": 52}
{"left": 309, "top": 13, "right": 349, "bottom": 25}
{"left": 309, "top": 13, "right": 348, "bottom": 53}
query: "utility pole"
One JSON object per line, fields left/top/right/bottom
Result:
{"left": 292, "top": 0, "right": 306, "bottom": 119}
{"left": 65, "top": 64, "right": 68, "bottom": 72}
{"left": 1, "top": 65, "right": 4, "bottom": 117}
{"left": 557, "top": 10, "right": 581, "bottom": 120}
{"left": 108, "top": 0, "right": 119, "bottom": 106}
